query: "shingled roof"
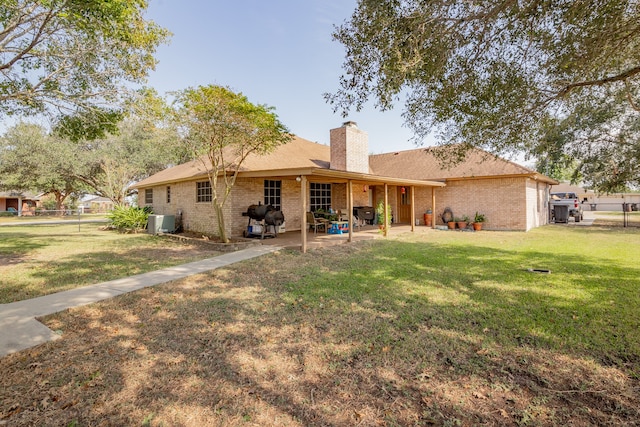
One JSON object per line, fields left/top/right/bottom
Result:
{"left": 135, "top": 137, "right": 556, "bottom": 188}
{"left": 135, "top": 136, "right": 330, "bottom": 187}
{"left": 369, "top": 146, "right": 557, "bottom": 184}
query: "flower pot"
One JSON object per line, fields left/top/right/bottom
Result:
{"left": 447, "top": 221, "right": 456, "bottom": 229}
{"left": 456, "top": 221, "right": 468, "bottom": 229}
{"left": 424, "top": 213, "right": 433, "bottom": 227}
{"left": 473, "top": 222, "right": 483, "bottom": 231}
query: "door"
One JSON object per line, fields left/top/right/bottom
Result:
{"left": 397, "top": 186, "right": 411, "bottom": 223}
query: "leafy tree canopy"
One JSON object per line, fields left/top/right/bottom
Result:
{"left": 327, "top": 0, "right": 640, "bottom": 191}
{"left": 71, "top": 90, "right": 182, "bottom": 205}
{"left": 0, "top": 0, "right": 170, "bottom": 129}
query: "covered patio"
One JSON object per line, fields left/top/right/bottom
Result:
{"left": 240, "top": 167, "right": 445, "bottom": 252}
{"left": 259, "top": 223, "right": 435, "bottom": 251}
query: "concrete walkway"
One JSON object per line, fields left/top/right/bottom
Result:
{"left": 0, "top": 245, "right": 281, "bottom": 357}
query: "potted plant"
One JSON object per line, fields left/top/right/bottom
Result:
{"left": 376, "top": 201, "right": 391, "bottom": 233}
{"left": 472, "top": 212, "right": 486, "bottom": 231}
{"left": 456, "top": 215, "right": 469, "bottom": 229}
{"left": 447, "top": 218, "right": 456, "bottom": 229}
{"left": 424, "top": 208, "right": 433, "bottom": 227}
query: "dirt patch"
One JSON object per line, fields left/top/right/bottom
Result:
{"left": 163, "top": 232, "right": 262, "bottom": 252}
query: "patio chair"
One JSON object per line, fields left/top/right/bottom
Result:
{"left": 307, "top": 212, "right": 329, "bottom": 234}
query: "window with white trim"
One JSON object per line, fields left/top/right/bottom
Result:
{"left": 144, "top": 189, "right": 153, "bottom": 204}
{"left": 310, "top": 183, "right": 331, "bottom": 211}
{"left": 196, "top": 181, "right": 212, "bottom": 203}
{"left": 264, "top": 180, "right": 281, "bottom": 210}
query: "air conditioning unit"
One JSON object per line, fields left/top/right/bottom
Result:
{"left": 147, "top": 215, "right": 175, "bottom": 234}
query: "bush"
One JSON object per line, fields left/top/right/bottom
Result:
{"left": 107, "top": 206, "right": 151, "bottom": 232}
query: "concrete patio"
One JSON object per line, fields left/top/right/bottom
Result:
{"left": 256, "top": 223, "right": 435, "bottom": 251}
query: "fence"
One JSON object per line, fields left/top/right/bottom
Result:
{"left": 0, "top": 209, "right": 109, "bottom": 232}
{"left": 584, "top": 202, "right": 640, "bottom": 228}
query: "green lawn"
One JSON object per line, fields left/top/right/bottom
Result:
{"left": 0, "top": 223, "right": 221, "bottom": 303}
{"left": 1, "top": 224, "right": 638, "bottom": 425}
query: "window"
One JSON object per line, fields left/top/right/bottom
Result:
{"left": 400, "top": 187, "right": 410, "bottom": 205}
{"left": 310, "top": 183, "right": 331, "bottom": 211}
{"left": 166, "top": 186, "right": 171, "bottom": 204}
{"left": 264, "top": 180, "right": 281, "bottom": 210}
{"left": 196, "top": 181, "right": 212, "bottom": 203}
{"left": 144, "top": 189, "right": 153, "bottom": 204}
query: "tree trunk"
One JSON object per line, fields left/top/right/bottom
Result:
{"left": 53, "top": 191, "right": 67, "bottom": 214}
{"left": 214, "top": 202, "right": 229, "bottom": 243}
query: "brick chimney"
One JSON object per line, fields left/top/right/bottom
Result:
{"left": 330, "top": 121, "right": 369, "bottom": 173}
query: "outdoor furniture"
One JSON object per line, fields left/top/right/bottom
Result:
{"left": 328, "top": 220, "right": 349, "bottom": 234}
{"left": 307, "top": 212, "right": 329, "bottom": 234}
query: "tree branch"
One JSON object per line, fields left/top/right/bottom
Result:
{"left": 624, "top": 79, "right": 640, "bottom": 112}
{"left": 0, "top": 7, "right": 57, "bottom": 72}
{"left": 556, "top": 66, "right": 640, "bottom": 98}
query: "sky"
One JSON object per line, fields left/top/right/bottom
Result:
{"left": 144, "top": 0, "right": 430, "bottom": 154}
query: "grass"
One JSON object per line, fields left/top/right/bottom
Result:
{"left": 1, "top": 224, "right": 639, "bottom": 425}
{"left": 0, "top": 223, "right": 222, "bottom": 303}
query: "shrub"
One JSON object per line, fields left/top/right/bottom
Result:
{"left": 107, "top": 206, "right": 151, "bottom": 232}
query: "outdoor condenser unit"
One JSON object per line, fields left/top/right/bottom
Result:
{"left": 147, "top": 215, "right": 175, "bottom": 234}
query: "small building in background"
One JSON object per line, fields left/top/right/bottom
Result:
{"left": 0, "top": 191, "right": 41, "bottom": 216}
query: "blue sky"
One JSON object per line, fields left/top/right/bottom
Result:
{"left": 144, "top": 0, "right": 429, "bottom": 154}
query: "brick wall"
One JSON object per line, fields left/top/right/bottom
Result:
{"left": 140, "top": 179, "right": 225, "bottom": 236}
{"left": 140, "top": 175, "right": 546, "bottom": 236}
{"left": 141, "top": 177, "right": 311, "bottom": 237}
{"left": 427, "top": 178, "right": 529, "bottom": 230}
{"left": 229, "top": 178, "right": 304, "bottom": 236}
{"left": 330, "top": 122, "right": 369, "bottom": 173}
{"left": 331, "top": 183, "right": 347, "bottom": 211}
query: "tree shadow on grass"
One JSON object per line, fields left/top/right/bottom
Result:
{"left": 0, "top": 231, "right": 50, "bottom": 264}
{"left": 1, "top": 239, "right": 639, "bottom": 425}
{"left": 2, "top": 245, "right": 218, "bottom": 303}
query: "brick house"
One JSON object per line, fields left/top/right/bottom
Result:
{"left": 134, "top": 122, "right": 556, "bottom": 247}
{"left": 0, "top": 191, "right": 41, "bottom": 215}
{"left": 369, "top": 147, "right": 557, "bottom": 230}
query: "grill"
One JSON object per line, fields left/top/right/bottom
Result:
{"left": 353, "top": 206, "right": 375, "bottom": 225}
{"left": 242, "top": 203, "right": 284, "bottom": 238}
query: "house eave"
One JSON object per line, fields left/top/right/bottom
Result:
{"left": 440, "top": 173, "right": 558, "bottom": 185}
{"left": 238, "top": 167, "right": 446, "bottom": 187}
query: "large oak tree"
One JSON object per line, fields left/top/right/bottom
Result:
{"left": 327, "top": 0, "right": 640, "bottom": 191}
{"left": 0, "top": 0, "right": 169, "bottom": 134}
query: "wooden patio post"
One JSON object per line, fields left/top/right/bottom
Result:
{"left": 301, "top": 176, "right": 308, "bottom": 253}
{"left": 347, "top": 180, "right": 353, "bottom": 242}
{"left": 410, "top": 185, "right": 415, "bottom": 232}
{"left": 384, "top": 183, "right": 389, "bottom": 237}
{"left": 431, "top": 186, "right": 436, "bottom": 229}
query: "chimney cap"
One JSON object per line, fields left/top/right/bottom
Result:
{"left": 342, "top": 121, "right": 358, "bottom": 128}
